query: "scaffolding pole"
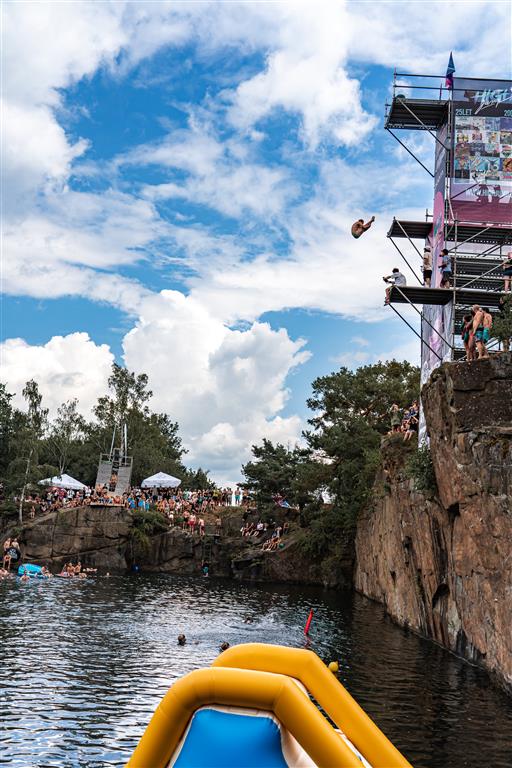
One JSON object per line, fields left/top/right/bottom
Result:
{"left": 389, "top": 237, "right": 423, "bottom": 285}
{"left": 393, "top": 97, "right": 449, "bottom": 150}
{"left": 388, "top": 303, "right": 443, "bottom": 362}
{"left": 393, "top": 285, "right": 453, "bottom": 350}
{"left": 385, "top": 128, "right": 434, "bottom": 177}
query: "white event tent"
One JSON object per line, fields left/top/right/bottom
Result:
{"left": 39, "top": 474, "right": 88, "bottom": 491}
{"left": 141, "top": 472, "right": 181, "bottom": 489}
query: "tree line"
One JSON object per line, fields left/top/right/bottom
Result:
{"left": 0, "top": 364, "right": 212, "bottom": 518}
{"left": 242, "top": 360, "right": 420, "bottom": 558}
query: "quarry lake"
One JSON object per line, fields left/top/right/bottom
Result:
{"left": 1, "top": 573, "right": 511, "bottom": 768}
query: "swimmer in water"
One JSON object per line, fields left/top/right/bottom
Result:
{"left": 243, "top": 616, "right": 253, "bottom": 624}
{"left": 178, "top": 634, "right": 186, "bottom": 646}
{"left": 219, "top": 642, "right": 230, "bottom": 653}
{"left": 20, "top": 572, "right": 30, "bottom": 582}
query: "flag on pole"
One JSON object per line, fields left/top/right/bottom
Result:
{"left": 445, "top": 52, "right": 455, "bottom": 89}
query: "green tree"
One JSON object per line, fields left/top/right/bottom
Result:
{"left": 494, "top": 295, "right": 512, "bottom": 352}
{"left": 242, "top": 439, "right": 313, "bottom": 517}
{"left": 46, "top": 399, "right": 85, "bottom": 475}
{"left": 301, "top": 360, "right": 420, "bottom": 552}
{"left": 94, "top": 363, "right": 153, "bottom": 432}
{"left": 182, "top": 467, "right": 215, "bottom": 491}
{"left": 7, "top": 380, "right": 54, "bottom": 522}
{"left": 0, "top": 383, "right": 16, "bottom": 480}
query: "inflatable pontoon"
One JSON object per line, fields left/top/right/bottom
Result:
{"left": 127, "top": 643, "right": 412, "bottom": 767}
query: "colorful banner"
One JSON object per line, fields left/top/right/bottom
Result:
{"left": 432, "top": 123, "right": 447, "bottom": 286}
{"left": 419, "top": 300, "right": 454, "bottom": 442}
{"left": 450, "top": 77, "right": 512, "bottom": 224}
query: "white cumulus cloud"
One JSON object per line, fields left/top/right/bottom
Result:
{"left": 0, "top": 333, "right": 114, "bottom": 418}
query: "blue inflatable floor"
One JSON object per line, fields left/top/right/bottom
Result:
{"left": 174, "top": 709, "right": 289, "bottom": 768}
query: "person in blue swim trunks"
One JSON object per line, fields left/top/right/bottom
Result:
{"left": 472, "top": 305, "right": 492, "bottom": 359}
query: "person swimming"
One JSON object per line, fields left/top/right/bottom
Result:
{"left": 219, "top": 642, "right": 230, "bottom": 653}
{"left": 178, "top": 634, "right": 186, "bottom": 646}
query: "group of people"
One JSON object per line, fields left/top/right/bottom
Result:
{"left": 240, "top": 519, "right": 290, "bottom": 551}
{"left": 2, "top": 537, "right": 21, "bottom": 571}
{"left": 21, "top": 485, "right": 124, "bottom": 519}
{"left": 21, "top": 484, "right": 254, "bottom": 521}
{"left": 58, "top": 561, "right": 97, "bottom": 578}
{"left": 389, "top": 401, "right": 420, "bottom": 440}
{"left": 461, "top": 305, "right": 493, "bottom": 360}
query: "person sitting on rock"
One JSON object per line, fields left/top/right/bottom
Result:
{"left": 403, "top": 412, "right": 419, "bottom": 441}
{"left": 351, "top": 216, "right": 375, "bottom": 239}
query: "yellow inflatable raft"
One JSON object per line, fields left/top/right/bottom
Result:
{"left": 127, "top": 643, "right": 412, "bottom": 767}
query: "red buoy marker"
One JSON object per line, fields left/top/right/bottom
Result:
{"left": 304, "top": 608, "right": 313, "bottom": 635}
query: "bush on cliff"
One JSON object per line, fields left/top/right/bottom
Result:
{"left": 405, "top": 444, "right": 438, "bottom": 494}
{"left": 129, "top": 509, "right": 168, "bottom": 553}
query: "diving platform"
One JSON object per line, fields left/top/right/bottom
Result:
{"left": 385, "top": 97, "right": 448, "bottom": 131}
{"left": 389, "top": 285, "right": 507, "bottom": 309}
{"left": 388, "top": 219, "right": 512, "bottom": 247}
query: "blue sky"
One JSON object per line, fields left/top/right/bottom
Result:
{"left": 2, "top": 1, "right": 510, "bottom": 482}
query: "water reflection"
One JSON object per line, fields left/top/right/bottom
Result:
{"left": 1, "top": 574, "right": 511, "bottom": 767}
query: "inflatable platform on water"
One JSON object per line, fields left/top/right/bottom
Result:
{"left": 127, "top": 643, "right": 412, "bottom": 767}
{"left": 17, "top": 563, "right": 42, "bottom": 577}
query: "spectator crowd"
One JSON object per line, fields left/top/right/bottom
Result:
{"left": 389, "top": 400, "right": 420, "bottom": 441}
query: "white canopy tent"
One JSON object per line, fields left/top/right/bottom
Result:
{"left": 39, "top": 473, "right": 88, "bottom": 491}
{"left": 141, "top": 472, "right": 181, "bottom": 489}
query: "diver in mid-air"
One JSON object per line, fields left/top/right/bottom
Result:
{"left": 351, "top": 216, "right": 375, "bottom": 238}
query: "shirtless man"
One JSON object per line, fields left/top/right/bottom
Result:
{"left": 351, "top": 216, "right": 375, "bottom": 238}
{"left": 472, "top": 305, "right": 490, "bottom": 359}
{"left": 422, "top": 246, "right": 433, "bottom": 287}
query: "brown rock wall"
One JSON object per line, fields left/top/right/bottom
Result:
{"left": 355, "top": 354, "right": 512, "bottom": 691}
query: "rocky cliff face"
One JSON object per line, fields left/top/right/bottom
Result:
{"left": 355, "top": 354, "right": 512, "bottom": 690}
{"left": 11, "top": 505, "right": 340, "bottom": 586}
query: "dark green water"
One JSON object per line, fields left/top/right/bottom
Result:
{"left": 1, "top": 573, "right": 511, "bottom": 767}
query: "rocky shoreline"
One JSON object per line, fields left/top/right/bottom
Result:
{"left": 5, "top": 503, "right": 352, "bottom": 588}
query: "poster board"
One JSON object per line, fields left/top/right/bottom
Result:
{"left": 450, "top": 77, "right": 512, "bottom": 225}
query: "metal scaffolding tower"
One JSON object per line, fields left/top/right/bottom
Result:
{"left": 384, "top": 71, "right": 512, "bottom": 364}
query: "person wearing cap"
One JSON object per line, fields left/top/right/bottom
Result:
{"left": 422, "top": 245, "right": 433, "bottom": 287}
{"left": 383, "top": 268, "right": 407, "bottom": 305}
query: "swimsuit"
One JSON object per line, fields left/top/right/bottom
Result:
{"left": 474, "top": 327, "right": 490, "bottom": 343}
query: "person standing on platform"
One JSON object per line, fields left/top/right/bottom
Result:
{"left": 440, "top": 249, "right": 452, "bottom": 288}
{"left": 501, "top": 250, "right": 512, "bottom": 292}
{"left": 383, "top": 268, "right": 406, "bottom": 305}
{"left": 351, "top": 216, "right": 375, "bottom": 238}
{"left": 422, "top": 246, "right": 433, "bottom": 287}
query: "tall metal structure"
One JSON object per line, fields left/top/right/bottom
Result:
{"left": 95, "top": 422, "right": 133, "bottom": 495}
{"left": 384, "top": 72, "right": 512, "bottom": 385}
